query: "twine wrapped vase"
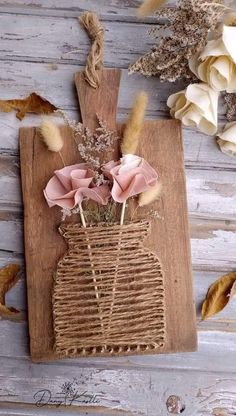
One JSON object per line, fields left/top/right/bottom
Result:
{"left": 53, "top": 220, "right": 166, "bottom": 357}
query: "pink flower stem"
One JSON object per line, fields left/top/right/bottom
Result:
{"left": 59, "top": 152, "right": 66, "bottom": 167}
{"left": 79, "top": 202, "right": 105, "bottom": 336}
{"left": 108, "top": 200, "right": 126, "bottom": 334}
{"left": 120, "top": 200, "right": 126, "bottom": 226}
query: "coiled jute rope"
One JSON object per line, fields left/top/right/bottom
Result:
{"left": 79, "top": 12, "right": 104, "bottom": 89}
{"left": 53, "top": 220, "right": 166, "bottom": 357}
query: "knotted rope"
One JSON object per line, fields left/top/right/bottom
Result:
{"left": 79, "top": 12, "right": 104, "bottom": 89}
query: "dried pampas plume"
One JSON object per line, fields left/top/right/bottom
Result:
{"left": 137, "top": 0, "right": 167, "bottom": 17}
{"left": 121, "top": 91, "right": 148, "bottom": 155}
{"left": 40, "top": 119, "right": 64, "bottom": 152}
{"left": 139, "top": 182, "right": 162, "bottom": 207}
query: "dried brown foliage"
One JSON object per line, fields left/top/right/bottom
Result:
{"left": 0, "top": 93, "right": 57, "bottom": 120}
{"left": 224, "top": 92, "right": 236, "bottom": 121}
{"left": 129, "top": 0, "right": 227, "bottom": 82}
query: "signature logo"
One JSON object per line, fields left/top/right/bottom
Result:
{"left": 33, "top": 379, "right": 103, "bottom": 407}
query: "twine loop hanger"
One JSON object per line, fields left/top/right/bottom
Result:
{"left": 79, "top": 12, "right": 104, "bottom": 89}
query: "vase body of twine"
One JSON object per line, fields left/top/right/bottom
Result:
{"left": 53, "top": 220, "right": 166, "bottom": 357}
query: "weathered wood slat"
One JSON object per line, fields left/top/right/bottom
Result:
{"left": 0, "top": 354, "right": 236, "bottom": 416}
{"left": 0, "top": 14, "right": 154, "bottom": 67}
{"left": 0, "top": 59, "right": 231, "bottom": 170}
{"left": 1, "top": 155, "right": 236, "bottom": 220}
{"left": 1, "top": 0, "right": 231, "bottom": 20}
{"left": 0, "top": 110, "right": 233, "bottom": 170}
{"left": 0, "top": 218, "right": 235, "bottom": 271}
{"left": 3, "top": 260, "right": 236, "bottom": 328}
{"left": 0, "top": 2, "right": 235, "bottom": 414}
{"left": 0, "top": 0, "right": 142, "bottom": 20}
{"left": 1, "top": 319, "right": 236, "bottom": 369}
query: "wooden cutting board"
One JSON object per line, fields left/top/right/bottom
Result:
{"left": 19, "top": 69, "right": 197, "bottom": 362}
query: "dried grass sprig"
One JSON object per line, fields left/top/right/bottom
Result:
{"left": 40, "top": 119, "right": 65, "bottom": 166}
{"left": 40, "top": 119, "right": 63, "bottom": 152}
{"left": 138, "top": 182, "right": 162, "bottom": 207}
{"left": 129, "top": 0, "right": 228, "bottom": 82}
{"left": 57, "top": 110, "right": 118, "bottom": 174}
{"left": 121, "top": 92, "right": 148, "bottom": 155}
{"left": 137, "top": 0, "right": 167, "bottom": 17}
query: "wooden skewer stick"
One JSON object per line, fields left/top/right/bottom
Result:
{"left": 78, "top": 202, "right": 105, "bottom": 334}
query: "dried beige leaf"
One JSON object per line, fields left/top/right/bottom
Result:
{"left": 0, "top": 93, "right": 57, "bottom": 120}
{"left": 0, "top": 264, "right": 23, "bottom": 320}
{"left": 230, "top": 280, "right": 236, "bottom": 299}
{"left": 201, "top": 272, "right": 236, "bottom": 319}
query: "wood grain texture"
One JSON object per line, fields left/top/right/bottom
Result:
{"left": 20, "top": 87, "right": 196, "bottom": 360}
{"left": 20, "top": 69, "right": 122, "bottom": 361}
{"left": 0, "top": 1, "right": 236, "bottom": 414}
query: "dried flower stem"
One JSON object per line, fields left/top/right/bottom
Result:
{"left": 120, "top": 201, "right": 126, "bottom": 226}
{"left": 59, "top": 152, "right": 66, "bottom": 167}
{"left": 79, "top": 201, "right": 105, "bottom": 334}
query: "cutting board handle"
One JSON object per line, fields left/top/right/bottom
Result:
{"left": 74, "top": 69, "right": 121, "bottom": 132}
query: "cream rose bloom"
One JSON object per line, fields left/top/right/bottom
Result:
{"left": 217, "top": 122, "right": 236, "bottom": 158}
{"left": 189, "top": 25, "right": 236, "bottom": 92}
{"left": 167, "top": 83, "right": 218, "bottom": 135}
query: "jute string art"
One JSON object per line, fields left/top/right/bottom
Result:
{"left": 79, "top": 12, "right": 104, "bottom": 89}
{"left": 53, "top": 220, "right": 166, "bottom": 357}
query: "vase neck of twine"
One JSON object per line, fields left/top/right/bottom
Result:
{"left": 79, "top": 12, "right": 104, "bottom": 89}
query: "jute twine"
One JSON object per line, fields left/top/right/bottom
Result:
{"left": 79, "top": 12, "right": 104, "bottom": 89}
{"left": 53, "top": 220, "right": 166, "bottom": 357}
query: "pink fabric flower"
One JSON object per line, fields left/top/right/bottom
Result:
{"left": 44, "top": 163, "right": 110, "bottom": 209}
{"left": 102, "top": 154, "right": 158, "bottom": 203}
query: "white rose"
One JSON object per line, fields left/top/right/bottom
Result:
{"left": 167, "top": 83, "right": 218, "bottom": 135}
{"left": 119, "top": 154, "right": 141, "bottom": 173}
{"left": 217, "top": 122, "right": 236, "bottom": 158}
{"left": 189, "top": 25, "right": 236, "bottom": 92}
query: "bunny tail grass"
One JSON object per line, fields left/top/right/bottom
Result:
{"left": 40, "top": 119, "right": 64, "bottom": 152}
{"left": 121, "top": 91, "right": 148, "bottom": 155}
{"left": 138, "top": 182, "right": 162, "bottom": 207}
{"left": 137, "top": 0, "right": 167, "bottom": 17}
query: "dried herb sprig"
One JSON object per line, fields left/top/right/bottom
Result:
{"left": 129, "top": 0, "right": 228, "bottom": 82}
{"left": 57, "top": 110, "right": 119, "bottom": 173}
{"left": 78, "top": 117, "right": 118, "bottom": 170}
{"left": 224, "top": 92, "right": 236, "bottom": 121}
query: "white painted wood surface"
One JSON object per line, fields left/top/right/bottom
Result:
{"left": 0, "top": 1, "right": 236, "bottom": 415}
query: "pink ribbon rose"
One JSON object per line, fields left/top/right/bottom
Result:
{"left": 44, "top": 163, "right": 110, "bottom": 209}
{"left": 102, "top": 154, "right": 158, "bottom": 203}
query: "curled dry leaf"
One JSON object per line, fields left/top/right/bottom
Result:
{"left": 230, "top": 280, "right": 236, "bottom": 299}
{"left": 0, "top": 264, "right": 23, "bottom": 320}
{"left": 0, "top": 92, "right": 57, "bottom": 120}
{"left": 201, "top": 272, "right": 236, "bottom": 320}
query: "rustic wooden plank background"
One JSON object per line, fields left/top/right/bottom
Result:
{"left": 0, "top": 1, "right": 236, "bottom": 415}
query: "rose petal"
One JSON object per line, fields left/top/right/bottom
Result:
{"left": 200, "top": 38, "right": 227, "bottom": 60}
{"left": 74, "top": 185, "right": 110, "bottom": 206}
{"left": 44, "top": 163, "right": 110, "bottom": 209}
{"left": 55, "top": 163, "right": 89, "bottom": 191}
{"left": 119, "top": 154, "right": 142, "bottom": 173}
{"left": 167, "top": 83, "right": 218, "bottom": 135}
{"left": 103, "top": 158, "right": 158, "bottom": 203}
{"left": 218, "top": 122, "right": 236, "bottom": 144}
{"left": 223, "top": 25, "right": 236, "bottom": 64}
